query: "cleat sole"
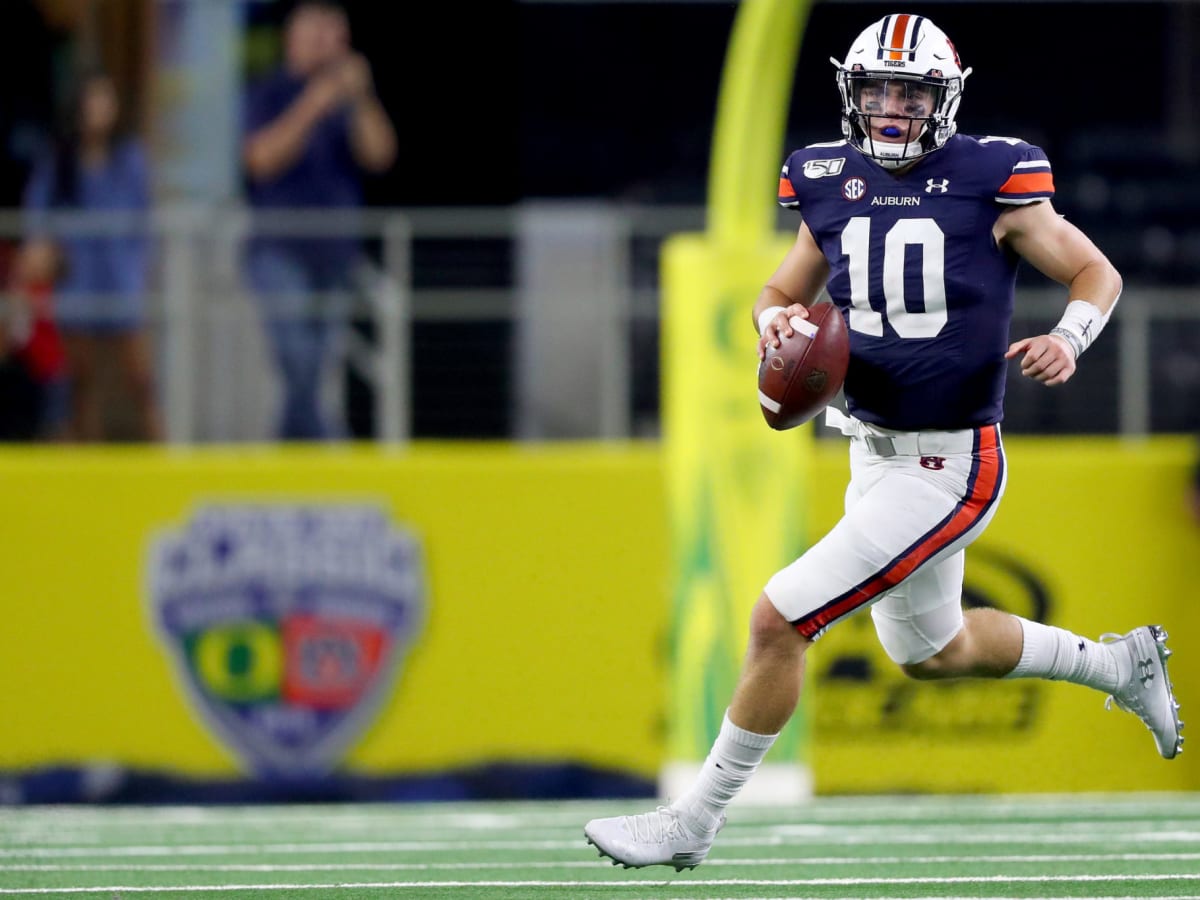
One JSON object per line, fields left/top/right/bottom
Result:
{"left": 1152, "top": 626, "right": 1184, "bottom": 758}
{"left": 1103, "top": 625, "right": 1184, "bottom": 760}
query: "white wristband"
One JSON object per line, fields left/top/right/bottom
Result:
{"left": 1050, "top": 299, "right": 1108, "bottom": 359}
{"left": 757, "top": 305, "right": 787, "bottom": 336}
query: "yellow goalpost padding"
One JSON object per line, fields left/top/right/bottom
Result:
{"left": 660, "top": 0, "right": 815, "bottom": 803}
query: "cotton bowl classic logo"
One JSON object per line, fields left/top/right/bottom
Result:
{"left": 148, "top": 505, "right": 424, "bottom": 775}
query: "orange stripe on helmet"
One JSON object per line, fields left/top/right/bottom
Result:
{"left": 778, "top": 176, "right": 797, "bottom": 199}
{"left": 998, "top": 171, "right": 1055, "bottom": 194}
{"left": 888, "top": 14, "right": 911, "bottom": 60}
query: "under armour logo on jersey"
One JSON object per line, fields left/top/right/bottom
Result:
{"left": 925, "top": 178, "right": 950, "bottom": 194}
{"left": 919, "top": 456, "right": 946, "bottom": 470}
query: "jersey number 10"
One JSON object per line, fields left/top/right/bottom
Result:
{"left": 840, "top": 216, "right": 947, "bottom": 339}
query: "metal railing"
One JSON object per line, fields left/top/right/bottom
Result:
{"left": 2, "top": 205, "right": 1196, "bottom": 443}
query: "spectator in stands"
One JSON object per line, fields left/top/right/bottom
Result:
{"left": 18, "top": 67, "right": 161, "bottom": 442}
{"left": 0, "top": 240, "right": 67, "bottom": 440}
{"left": 241, "top": 0, "right": 397, "bottom": 440}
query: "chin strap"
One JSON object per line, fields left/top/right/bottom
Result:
{"left": 867, "top": 140, "right": 926, "bottom": 168}
{"left": 860, "top": 129, "right": 928, "bottom": 169}
{"left": 847, "top": 112, "right": 936, "bottom": 169}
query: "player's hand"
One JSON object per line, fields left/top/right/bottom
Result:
{"left": 1005, "top": 333, "right": 1077, "bottom": 386}
{"left": 757, "top": 303, "right": 810, "bottom": 360}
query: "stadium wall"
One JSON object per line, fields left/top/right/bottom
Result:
{"left": 0, "top": 437, "right": 1196, "bottom": 802}
{"left": 0, "top": 444, "right": 668, "bottom": 802}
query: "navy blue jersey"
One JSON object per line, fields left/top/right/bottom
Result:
{"left": 778, "top": 134, "right": 1055, "bottom": 430}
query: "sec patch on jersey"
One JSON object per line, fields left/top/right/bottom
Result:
{"left": 758, "top": 301, "right": 849, "bottom": 430}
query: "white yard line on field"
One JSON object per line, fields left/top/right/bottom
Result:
{"left": 4, "top": 794, "right": 1200, "bottom": 830}
{"left": 2, "top": 874, "right": 1200, "bottom": 893}
{"left": 4, "top": 851, "right": 1200, "bottom": 873}
{"left": 8, "top": 810, "right": 1200, "bottom": 843}
{"left": 7, "top": 827, "right": 1200, "bottom": 858}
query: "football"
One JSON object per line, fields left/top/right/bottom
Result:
{"left": 758, "top": 301, "right": 849, "bottom": 430}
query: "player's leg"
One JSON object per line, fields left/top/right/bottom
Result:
{"left": 671, "top": 595, "right": 811, "bottom": 829}
{"left": 584, "top": 595, "right": 808, "bottom": 870}
{"left": 900, "top": 605, "right": 1022, "bottom": 677}
{"left": 898, "top": 598, "right": 1115, "bottom": 685}
{"left": 889, "top": 561, "right": 1183, "bottom": 757}
{"left": 584, "top": 443, "right": 965, "bottom": 870}
{"left": 671, "top": 443, "right": 974, "bottom": 828}
{"left": 921, "top": 616, "right": 1183, "bottom": 760}
{"left": 728, "top": 594, "right": 811, "bottom": 734}
{"left": 869, "top": 550, "right": 1024, "bottom": 678}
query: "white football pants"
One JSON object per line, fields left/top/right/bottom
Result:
{"left": 764, "top": 411, "right": 1007, "bottom": 664}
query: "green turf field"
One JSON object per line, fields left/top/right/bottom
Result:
{"left": 2, "top": 793, "right": 1200, "bottom": 898}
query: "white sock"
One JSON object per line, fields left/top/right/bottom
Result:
{"left": 1004, "top": 616, "right": 1127, "bottom": 692}
{"left": 672, "top": 711, "right": 778, "bottom": 833}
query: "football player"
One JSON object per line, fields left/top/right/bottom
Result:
{"left": 585, "top": 13, "right": 1182, "bottom": 871}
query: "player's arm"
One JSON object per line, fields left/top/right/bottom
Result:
{"left": 754, "top": 222, "right": 831, "bottom": 360}
{"left": 995, "top": 199, "right": 1123, "bottom": 386}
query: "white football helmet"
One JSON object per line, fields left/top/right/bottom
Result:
{"left": 830, "top": 14, "right": 971, "bottom": 169}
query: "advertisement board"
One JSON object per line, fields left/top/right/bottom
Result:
{"left": 807, "top": 436, "right": 1200, "bottom": 792}
{"left": 0, "top": 444, "right": 668, "bottom": 791}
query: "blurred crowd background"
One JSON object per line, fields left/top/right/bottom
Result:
{"left": 0, "top": 0, "right": 1196, "bottom": 445}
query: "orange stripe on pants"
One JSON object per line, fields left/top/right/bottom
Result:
{"left": 796, "top": 426, "right": 1002, "bottom": 638}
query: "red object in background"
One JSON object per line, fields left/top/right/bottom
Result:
{"left": 12, "top": 280, "right": 65, "bottom": 383}
{"left": 281, "top": 614, "right": 389, "bottom": 710}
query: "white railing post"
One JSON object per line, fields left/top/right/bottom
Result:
{"left": 600, "top": 211, "right": 632, "bottom": 440}
{"left": 1118, "top": 293, "right": 1151, "bottom": 438}
{"left": 381, "top": 215, "right": 413, "bottom": 443}
{"left": 161, "top": 206, "right": 199, "bottom": 445}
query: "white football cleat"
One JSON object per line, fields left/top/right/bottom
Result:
{"left": 584, "top": 805, "right": 725, "bottom": 871}
{"left": 1103, "top": 625, "right": 1184, "bottom": 759}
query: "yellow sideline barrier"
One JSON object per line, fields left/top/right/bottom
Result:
{"left": 0, "top": 437, "right": 1196, "bottom": 792}
{"left": 0, "top": 444, "right": 668, "bottom": 779}
{"left": 808, "top": 435, "right": 1200, "bottom": 792}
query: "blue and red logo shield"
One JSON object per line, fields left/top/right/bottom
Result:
{"left": 148, "top": 505, "right": 424, "bottom": 775}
